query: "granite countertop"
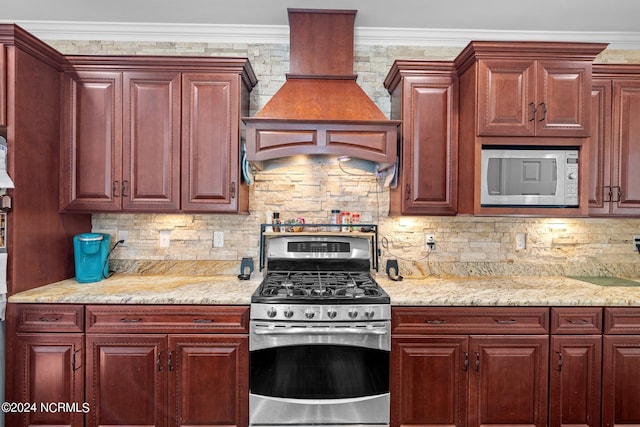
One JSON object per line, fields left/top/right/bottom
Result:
{"left": 8, "top": 273, "right": 640, "bottom": 306}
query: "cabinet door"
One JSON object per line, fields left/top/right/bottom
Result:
{"left": 181, "top": 73, "right": 241, "bottom": 212}
{"left": 391, "top": 336, "right": 468, "bottom": 427}
{"left": 60, "top": 71, "right": 123, "bottom": 211}
{"left": 399, "top": 75, "right": 457, "bottom": 215}
{"left": 86, "top": 334, "right": 168, "bottom": 427}
{"left": 536, "top": 61, "right": 591, "bottom": 137}
{"left": 588, "top": 79, "right": 613, "bottom": 215}
{"left": 169, "top": 334, "right": 249, "bottom": 427}
{"left": 11, "top": 333, "right": 84, "bottom": 427}
{"left": 123, "top": 72, "right": 181, "bottom": 211}
{"left": 602, "top": 336, "right": 640, "bottom": 427}
{"left": 469, "top": 335, "right": 548, "bottom": 427}
{"left": 477, "top": 59, "right": 536, "bottom": 136}
{"left": 611, "top": 79, "right": 640, "bottom": 215}
{"left": 549, "top": 336, "right": 602, "bottom": 427}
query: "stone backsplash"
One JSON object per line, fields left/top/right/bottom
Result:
{"left": 47, "top": 38, "right": 640, "bottom": 278}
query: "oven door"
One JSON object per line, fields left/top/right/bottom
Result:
{"left": 249, "top": 320, "right": 390, "bottom": 426}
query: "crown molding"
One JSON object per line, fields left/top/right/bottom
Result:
{"left": 2, "top": 20, "right": 640, "bottom": 50}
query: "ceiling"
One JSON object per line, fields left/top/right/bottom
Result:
{"left": 3, "top": 0, "right": 640, "bottom": 48}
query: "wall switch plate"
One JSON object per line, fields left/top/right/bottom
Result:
{"left": 159, "top": 230, "right": 171, "bottom": 248}
{"left": 213, "top": 231, "right": 224, "bottom": 248}
{"left": 516, "top": 233, "right": 526, "bottom": 251}
{"left": 117, "top": 230, "right": 129, "bottom": 247}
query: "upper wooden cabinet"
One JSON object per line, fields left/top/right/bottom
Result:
{"left": 455, "top": 41, "right": 607, "bottom": 217}
{"left": 59, "top": 56, "right": 257, "bottom": 213}
{"left": 384, "top": 61, "right": 458, "bottom": 215}
{"left": 456, "top": 41, "right": 606, "bottom": 138}
{"left": 476, "top": 59, "right": 593, "bottom": 137}
{"left": 589, "top": 65, "right": 640, "bottom": 216}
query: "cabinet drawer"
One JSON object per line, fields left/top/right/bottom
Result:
{"left": 392, "top": 307, "right": 549, "bottom": 334}
{"left": 604, "top": 307, "right": 640, "bottom": 334}
{"left": 13, "top": 304, "right": 84, "bottom": 333}
{"left": 86, "top": 305, "right": 250, "bottom": 333}
{"left": 551, "top": 307, "right": 602, "bottom": 334}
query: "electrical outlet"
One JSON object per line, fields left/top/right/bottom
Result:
{"left": 515, "top": 233, "right": 526, "bottom": 251}
{"left": 213, "top": 231, "right": 224, "bottom": 248}
{"left": 117, "top": 230, "right": 128, "bottom": 247}
{"left": 425, "top": 233, "right": 435, "bottom": 250}
{"left": 159, "top": 230, "right": 171, "bottom": 248}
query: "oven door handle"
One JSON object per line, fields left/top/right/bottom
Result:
{"left": 253, "top": 326, "right": 388, "bottom": 336}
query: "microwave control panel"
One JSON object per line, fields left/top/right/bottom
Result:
{"left": 565, "top": 152, "right": 579, "bottom": 205}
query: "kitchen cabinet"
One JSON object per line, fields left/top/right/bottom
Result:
{"left": 60, "top": 56, "right": 256, "bottom": 213}
{"left": 7, "top": 303, "right": 250, "bottom": 427}
{"left": 391, "top": 307, "right": 549, "bottom": 427}
{"left": 476, "top": 59, "right": 592, "bottom": 137}
{"left": 6, "top": 304, "right": 86, "bottom": 427}
{"left": 549, "top": 308, "right": 603, "bottom": 427}
{"left": 384, "top": 61, "right": 458, "bottom": 215}
{"left": 0, "top": 25, "right": 90, "bottom": 296}
{"left": 589, "top": 65, "right": 640, "bottom": 216}
{"left": 85, "top": 305, "right": 249, "bottom": 427}
{"left": 60, "top": 69, "right": 181, "bottom": 212}
{"left": 603, "top": 308, "right": 640, "bottom": 427}
{"left": 454, "top": 41, "right": 606, "bottom": 216}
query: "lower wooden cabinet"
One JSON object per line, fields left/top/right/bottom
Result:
{"left": 8, "top": 303, "right": 249, "bottom": 427}
{"left": 549, "top": 308, "right": 603, "bottom": 427}
{"left": 86, "top": 333, "right": 248, "bottom": 427}
{"left": 603, "top": 308, "right": 640, "bottom": 427}
{"left": 11, "top": 333, "right": 85, "bottom": 427}
{"left": 391, "top": 307, "right": 550, "bottom": 427}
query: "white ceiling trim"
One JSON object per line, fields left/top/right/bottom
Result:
{"left": 4, "top": 20, "right": 640, "bottom": 50}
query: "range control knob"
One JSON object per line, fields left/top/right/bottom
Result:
{"left": 327, "top": 309, "right": 338, "bottom": 319}
{"left": 364, "top": 309, "right": 375, "bottom": 319}
{"left": 284, "top": 309, "right": 294, "bottom": 319}
{"left": 348, "top": 308, "right": 359, "bottom": 319}
{"left": 267, "top": 307, "right": 277, "bottom": 318}
{"left": 305, "top": 309, "right": 316, "bottom": 319}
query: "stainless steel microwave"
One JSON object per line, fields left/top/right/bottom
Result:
{"left": 480, "top": 148, "right": 579, "bottom": 207}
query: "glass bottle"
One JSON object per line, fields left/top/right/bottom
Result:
{"left": 272, "top": 212, "right": 281, "bottom": 232}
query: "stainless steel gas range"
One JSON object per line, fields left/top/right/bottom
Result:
{"left": 250, "top": 234, "right": 390, "bottom": 427}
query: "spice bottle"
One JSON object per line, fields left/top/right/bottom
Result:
{"left": 330, "top": 209, "right": 341, "bottom": 231}
{"left": 351, "top": 213, "right": 360, "bottom": 231}
{"left": 341, "top": 211, "right": 351, "bottom": 232}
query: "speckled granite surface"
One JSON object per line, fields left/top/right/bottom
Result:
{"left": 8, "top": 273, "right": 640, "bottom": 306}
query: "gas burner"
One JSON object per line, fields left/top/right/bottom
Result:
{"left": 255, "top": 270, "right": 387, "bottom": 303}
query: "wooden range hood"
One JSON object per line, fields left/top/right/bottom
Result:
{"left": 243, "top": 9, "right": 400, "bottom": 169}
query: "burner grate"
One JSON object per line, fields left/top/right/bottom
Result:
{"left": 259, "top": 270, "right": 383, "bottom": 299}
